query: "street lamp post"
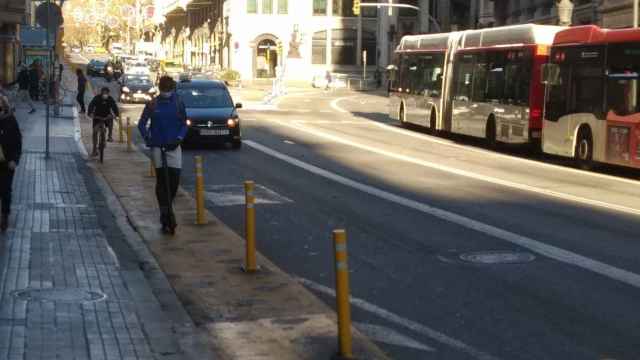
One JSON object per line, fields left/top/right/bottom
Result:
{"left": 556, "top": 0, "right": 574, "bottom": 27}
{"left": 634, "top": 0, "right": 639, "bottom": 28}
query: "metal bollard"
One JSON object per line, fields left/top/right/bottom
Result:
{"left": 333, "top": 229, "right": 353, "bottom": 359}
{"left": 194, "top": 156, "right": 206, "bottom": 225}
{"left": 243, "top": 181, "right": 257, "bottom": 272}
{"left": 126, "top": 117, "right": 133, "bottom": 152}
{"left": 118, "top": 117, "right": 124, "bottom": 143}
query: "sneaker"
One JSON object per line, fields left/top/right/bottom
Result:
{"left": 28, "top": 109, "right": 36, "bottom": 114}
{"left": 91, "top": 150, "right": 99, "bottom": 157}
{"left": 107, "top": 137, "right": 113, "bottom": 142}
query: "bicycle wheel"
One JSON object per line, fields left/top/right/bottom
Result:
{"left": 99, "top": 127, "right": 106, "bottom": 163}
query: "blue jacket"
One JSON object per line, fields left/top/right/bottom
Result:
{"left": 138, "top": 93, "right": 188, "bottom": 147}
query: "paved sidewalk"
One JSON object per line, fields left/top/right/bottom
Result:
{"left": 0, "top": 81, "right": 201, "bottom": 358}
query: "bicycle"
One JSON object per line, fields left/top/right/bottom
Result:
{"left": 92, "top": 115, "right": 112, "bottom": 163}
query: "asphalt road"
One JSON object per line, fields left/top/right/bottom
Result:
{"left": 73, "top": 54, "right": 640, "bottom": 360}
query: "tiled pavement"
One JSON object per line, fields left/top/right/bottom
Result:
{"left": 0, "top": 90, "right": 190, "bottom": 359}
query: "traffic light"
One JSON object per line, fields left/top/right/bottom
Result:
{"left": 353, "top": 0, "right": 361, "bottom": 15}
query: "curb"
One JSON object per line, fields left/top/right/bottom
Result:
{"left": 71, "top": 94, "right": 217, "bottom": 359}
{"left": 75, "top": 103, "right": 389, "bottom": 359}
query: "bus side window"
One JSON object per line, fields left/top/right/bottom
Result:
{"left": 570, "top": 65, "right": 604, "bottom": 118}
{"left": 453, "top": 54, "right": 474, "bottom": 102}
{"left": 472, "top": 57, "right": 488, "bottom": 102}
{"left": 486, "top": 51, "right": 506, "bottom": 103}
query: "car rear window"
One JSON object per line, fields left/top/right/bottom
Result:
{"left": 177, "top": 86, "right": 233, "bottom": 108}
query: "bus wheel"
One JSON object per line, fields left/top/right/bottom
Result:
{"left": 575, "top": 128, "right": 593, "bottom": 170}
{"left": 429, "top": 110, "right": 437, "bottom": 135}
{"left": 485, "top": 116, "right": 497, "bottom": 149}
{"left": 399, "top": 104, "right": 407, "bottom": 127}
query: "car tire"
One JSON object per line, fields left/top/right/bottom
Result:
{"left": 232, "top": 140, "right": 242, "bottom": 150}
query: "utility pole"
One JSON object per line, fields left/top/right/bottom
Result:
{"left": 634, "top": 0, "right": 639, "bottom": 28}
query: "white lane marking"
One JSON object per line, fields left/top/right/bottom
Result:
{"left": 245, "top": 139, "right": 640, "bottom": 290}
{"left": 371, "top": 121, "right": 640, "bottom": 187}
{"left": 298, "top": 278, "right": 497, "bottom": 360}
{"left": 354, "top": 323, "right": 435, "bottom": 352}
{"left": 293, "top": 120, "right": 366, "bottom": 125}
{"left": 274, "top": 120, "right": 640, "bottom": 217}
{"left": 330, "top": 97, "right": 351, "bottom": 113}
{"left": 284, "top": 140, "right": 296, "bottom": 145}
{"left": 205, "top": 184, "right": 292, "bottom": 207}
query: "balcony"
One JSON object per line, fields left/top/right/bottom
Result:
{"left": 0, "top": 0, "right": 26, "bottom": 24}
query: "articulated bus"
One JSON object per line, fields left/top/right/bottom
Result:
{"left": 390, "top": 24, "right": 562, "bottom": 146}
{"left": 541, "top": 25, "right": 640, "bottom": 169}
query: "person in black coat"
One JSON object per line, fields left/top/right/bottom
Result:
{"left": 0, "top": 97, "right": 22, "bottom": 232}
{"left": 28, "top": 60, "right": 41, "bottom": 101}
{"left": 76, "top": 69, "right": 87, "bottom": 113}
{"left": 8, "top": 65, "right": 36, "bottom": 113}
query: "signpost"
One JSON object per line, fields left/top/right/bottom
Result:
{"left": 35, "top": 1, "right": 62, "bottom": 159}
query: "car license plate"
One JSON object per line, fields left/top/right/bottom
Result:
{"left": 200, "top": 129, "right": 229, "bottom": 136}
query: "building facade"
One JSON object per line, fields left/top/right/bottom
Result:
{"left": 0, "top": 0, "right": 27, "bottom": 83}
{"left": 600, "top": 0, "right": 637, "bottom": 28}
{"left": 492, "top": 0, "right": 600, "bottom": 26}
{"left": 153, "top": 0, "right": 484, "bottom": 81}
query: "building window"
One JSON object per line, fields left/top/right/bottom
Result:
{"left": 262, "top": 0, "right": 273, "bottom": 14}
{"left": 313, "top": 0, "right": 327, "bottom": 15}
{"left": 247, "top": 0, "right": 257, "bottom": 14}
{"left": 312, "top": 31, "right": 327, "bottom": 64}
{"left": 333, "top": 0, "right": 355, "bottom": 17}
{"left": 278, "top": 0, "right": 288, "bottom": 14}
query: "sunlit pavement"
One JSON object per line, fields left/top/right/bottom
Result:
{"left": 77, "top": 59, "right": 640, "bottom": 360}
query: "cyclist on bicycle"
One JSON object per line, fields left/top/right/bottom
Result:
{"left": 88, "top": 87, "right": 119, "bottom": 157}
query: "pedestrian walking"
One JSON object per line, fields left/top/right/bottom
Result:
{"left": 28, "top": 60, "right": 41, "bottom": 101}
{"left": 324, "top": 70, "right": 332, "bottom": 91}
{"left": 76, "top": 68, "right": 87, "bottom": 113}
{"left": 88, "top": 87, "right": 119, "bottom": 155}
{"left": 0, "top": 96, "right": 22, "bottom": 232}
{"left": 137, "top": 76, "right": 187, "bottom": 235}
{"left": 8, "top": 65, "right": 36, "bottom": 113}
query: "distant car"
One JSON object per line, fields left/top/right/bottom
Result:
{"left": 125, "top": 62, "right": 151, "bottom": 77}
{"left": 120, "top": 76, "right": 156, "bottom": 104}
{"left": 87, "top": 59, "right": 107, "bottom": 76}
{"left": 176, "top": 78, "right": 242, "bottom": 149}
{"left": 161, "top": 61, "right": 183, "bottom": 77}
{"left": 311, "top": 73, "right": 347, "bottom": 89}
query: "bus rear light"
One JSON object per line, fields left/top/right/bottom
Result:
{"left": 536, "top": 45, "right": 549, "bottom": 56}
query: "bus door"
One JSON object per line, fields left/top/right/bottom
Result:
{"left": 416, "top": 53, "right": 445, "bottom": 129}
{"left": 451, "top": 54, "right": 475, "bottom": 135}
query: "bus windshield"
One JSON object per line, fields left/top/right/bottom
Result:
{"left": 607, "top": 44, "right": 640, "bottom": 116}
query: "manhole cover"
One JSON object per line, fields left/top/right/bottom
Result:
{"left": 459, "top": 251, "right": 536, "bottom": 264}
{"left": 13, "top": 288, "right": 106, "bottom": 303}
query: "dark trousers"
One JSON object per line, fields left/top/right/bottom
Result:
{"left": 106, "top": 117, "right": 113, "bottom": 139}
{"left": 29, "top": 88, "right": 39, "bottom": 101}
{"left": 0, "top": 167, "right": 16, "bottom": 216}
{"left": 77, "top": 91, "right": 86, "bottom": 113}
{"left": 155, "top": 167, "right": 180, "bottom": 220}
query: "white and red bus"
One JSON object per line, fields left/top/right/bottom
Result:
{"left": 541, "top": 25, "right": 640, "bottom": 169}
{"left": 390, "top": 24, "right": 563, "bottom": 147}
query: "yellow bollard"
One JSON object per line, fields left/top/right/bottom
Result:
{"left": 243, "top": 181, "right": 257, "bottom": 272}
{"left": 118, "top": 117, "right": 124, "bottom": 143}
{"left": 149, "top": 158, "right": 156, "bottom": 177}
{"left": 126, "top": 117, "right": 133, "bottom": 152}
{"left": 194, "top": 156, "right": 206, "bottom": 225}
{"left": 333, "top": 229, "right": 353, "bottom": 359}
